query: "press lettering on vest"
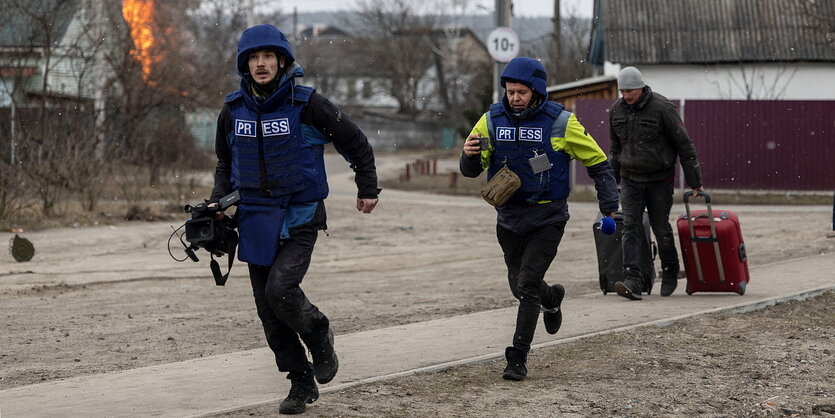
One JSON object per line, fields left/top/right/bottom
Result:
{"left": 235, "top": 119, "right": 256, "bottom": 137}
{"left": 262, "top": 118, "right": 291, "bottom": 136}
{"left": 496, "top": 127, "right": 516, "bottom": 141}
{"left": 519, "top": 127, "right": 543, "bottom": 142}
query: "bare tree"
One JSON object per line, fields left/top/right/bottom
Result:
{"left": 326, "top": 0, "right": 492, "bottom": 131}
{"left": 181, "top": 0, "right": 253, "bottom": 108}
{"left": 0, "top": 0, "right": 110, "bottom": 216}
{"left": 0, "top": 0, "right": 256, "bottom": 223}
{"left": 713, "top": 63, "right": 798, "bottom": 100}
{"left": 350, "top": 0, "right": 441, "bottom": 116}
{"left": 97, "top": 0, "right": 206, "bottom": 192}
{"left": 0, "top": 160, "right": 30, "bottom": 222}
{"left": 524, "top": 6, "right": 593, "bottom": 85}
{"left": 423, "top": 25, "right": 492, "bottom": 128}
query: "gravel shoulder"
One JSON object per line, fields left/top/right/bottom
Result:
{"left": 218, "top": 291, "right": 835, "bottom": 418}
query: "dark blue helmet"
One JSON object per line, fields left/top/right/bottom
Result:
{"left": 500, "top": 57, "right": 547, "bottom": 98}
{"left": 236, "top": 24, "right": 295, "bottom": 75}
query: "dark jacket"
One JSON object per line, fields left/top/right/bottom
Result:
{"left": 210, "top": 91, "right": 379, "bottom": 202}
{"left": 609, "top": 87, "right": 702, "bottom": 188}
{"left": 461, "top": 96, "right": 619, "bottom": 234}
{"left": 211, "top": 84, "right": 378, "bottom": 266}
{"left": 213, "top": 24, "right": 377, "bottom": 202}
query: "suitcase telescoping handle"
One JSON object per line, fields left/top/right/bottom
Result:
{"left": 683, "top": 190, "right": 726, "bottom": 284}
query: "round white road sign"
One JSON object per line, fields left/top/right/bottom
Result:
{"left": 486, "top": 27, "right": 520, "bottom": 62}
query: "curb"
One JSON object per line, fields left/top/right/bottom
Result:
{"left": 314, "top": 284, "right": 835, "bottom": 396}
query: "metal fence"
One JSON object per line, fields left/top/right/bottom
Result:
{"left": 573, "top": 99, "right": 835, "bottom": 191}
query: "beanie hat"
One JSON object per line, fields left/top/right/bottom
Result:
{"left": 500, "top": 57, "right": 548, "bottom": 98}
{"left": 617, "top": 66, "right": 645, "bottom": 90}
{"left": 236, "top": 24, "right": 295, "bottom": 75}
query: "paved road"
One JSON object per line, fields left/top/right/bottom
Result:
{"left": 2, "top": 154, "right": 833, "bottom": 417}
{"left": 1, "top": 252, "right": 833, "bottom": 417}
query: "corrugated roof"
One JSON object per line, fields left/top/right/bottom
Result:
{"left": 603, "top": 0, "right": 835, "bottom": 64}
{"left": 0, "top": 0, "right": 79, "bottom": 48}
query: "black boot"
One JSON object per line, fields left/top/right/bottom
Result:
{"left": 502, "top": 346, "right": 528, "bottom": 381}
{"left": 615, "top": 276, "right": 643, "bottom": 300}
{"left": 279, "top": 380, "right": 319, "bottom": 415}
{"left": 307, "top": 325, "right": 338, "bottom": 384}
{"left": 542, "top": 284, "right": 565, "bottom": 335}
{"left": 660, "top": 268, "right": 679, "bottom": 296}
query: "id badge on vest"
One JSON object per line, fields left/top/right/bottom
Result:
{"left": 529, "top": 151, "right": 552, "bottom": 174}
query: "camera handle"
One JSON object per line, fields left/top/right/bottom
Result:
{"left": 209, "top": 229, "right": 238, "bottom": 286}
{"left": 184, "top": 245, "right": 199, "bottom": 262}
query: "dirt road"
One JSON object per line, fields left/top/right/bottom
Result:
{"left": 1, "top": 153, "right": 833, "bottom": 416}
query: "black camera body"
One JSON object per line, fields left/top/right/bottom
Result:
{"left": 184, "top": 191, "right": 240, "bottom": 259}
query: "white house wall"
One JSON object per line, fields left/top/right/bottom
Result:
{"left": 623, "top": 63, "right": 835, "bottom": 100}
{"left": 0, "top": 78, "right": 14, "bottom": 106}
{"left": 42, "top": 2, "right": 113, "bottom": 103}
{"left": 46, "top": 56, "right": 96, "bottom": 98}
{"left": 303, "top": 77, "right": 399, "bottom": 109}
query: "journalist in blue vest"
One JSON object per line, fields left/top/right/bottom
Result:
{"left": 459, "top": 57, "right": 619, "bottom": 381}
{"left": 609, "top": 66, "right": 704, "bottom": 301}
{"left": 208, "top": 24, "right": 380, "bottom": 414}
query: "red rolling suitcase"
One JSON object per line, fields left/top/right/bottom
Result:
{"left": 677, "top": 191, "right": 750, "bottom": 295}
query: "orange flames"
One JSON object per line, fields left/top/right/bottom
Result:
{"left": 122, "top": 0, "right": 156, "bottom": 81}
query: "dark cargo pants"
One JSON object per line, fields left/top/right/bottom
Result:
{"left": 621, "top": 178, "right": 679, "bottom": 280}
{"left": 497, "top": 222, "right": 565, "bottom": 353}
{"left": 247, "top": 204, "right": 328, "bottom": 382}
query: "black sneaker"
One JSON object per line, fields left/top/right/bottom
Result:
{"left": 279, "top": 382, "right": 319, "bottom": 415}
{"left": 502, "top": 347, "right": 527, "bottom": 381}
{"left": 615, "top": 279, "right": 642, "bottom": 300}
{"left": 542, "top": 284, "right": 565, "bottom": 335}
{"left": 310, "top": 327, "right": 339, "bottom": 384}
{"left": 660, "top": 269, "right": 679, "bottom": 296}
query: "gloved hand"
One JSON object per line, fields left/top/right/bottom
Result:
{"left": 600, "top": 216, "right": 616, "bottom": 235}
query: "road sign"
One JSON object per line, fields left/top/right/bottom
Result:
{"left": 486, "top": 27, "right": 520, "bottom": 63}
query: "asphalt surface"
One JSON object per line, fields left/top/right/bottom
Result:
{"left": 1, "top": 252, "right": 833, "bottom": 417}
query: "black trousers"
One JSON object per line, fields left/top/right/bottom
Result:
{"left": 497, "top": 222, "right": 565, "bottom": 353}
{"left": 247, "top": 206, "right": 328, "bottom": 382}
{"left": 621, "top": 178, "right": 679, "bottom": 279}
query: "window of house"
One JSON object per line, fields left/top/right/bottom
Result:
{"left": 347, "top": 79, "right": 357, "bottom": 101}
{"left": 362, "top": 80, "right": 373, "bottom": 99}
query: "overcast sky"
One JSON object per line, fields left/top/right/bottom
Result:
{"left": 271, "top": 0, "right": 593, "bottom": 18}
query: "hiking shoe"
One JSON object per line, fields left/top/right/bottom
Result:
{"left": 542, "top": 284, "right": 565, "bottom": 335}
{"left": 660, "top": 269, "right": 679, "bottom": 297}
{"left": 310, "top": 327, "right": 339, "bottom": 384}
{"left": 278, "top": 382, "right": 319, "bottom": 415}
{"left": 615, "top": 278, "right": 642, "bottom": 300}
{"left": 502, "top": 347, "right": 528, "bottom": 381}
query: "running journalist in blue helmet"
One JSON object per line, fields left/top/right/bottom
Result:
{"left": 459, "top": 57, "right": 618, "bottom": 381}
{"left": 208, "top": 24, "right": 380, "bottom": 415}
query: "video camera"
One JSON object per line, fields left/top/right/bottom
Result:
{"left": 172, "top": 191, "right": 240, "bottom": 286}
{"left": 183, "top": 190, "right": 240, "bottom": 261}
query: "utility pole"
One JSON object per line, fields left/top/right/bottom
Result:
{"left": 293, "top": 7, "right": 298, "bottom": 45}
{"left": 10, "top": 100, "right": 15, "bottom": 164}
{"left": 247, "top": 0, "right": 255, "bottom": 27}
{"left": 552, "top": 0, "right": 560, "bottom": 78}
{"left": 493, "top": 0, "right": 512, "bottom": 103}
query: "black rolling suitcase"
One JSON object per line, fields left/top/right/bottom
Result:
{"left": 593, "top": 211, "right": 656, "bottom": 295}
